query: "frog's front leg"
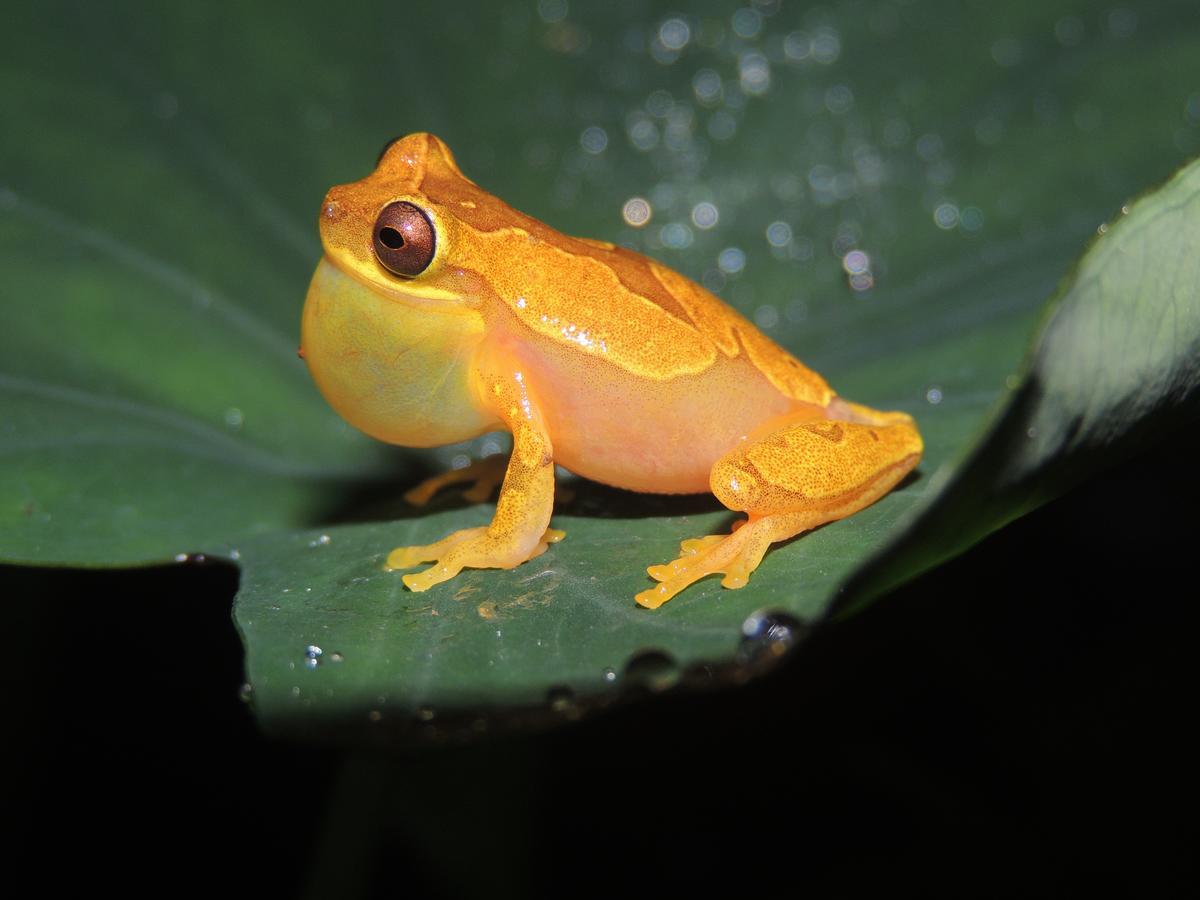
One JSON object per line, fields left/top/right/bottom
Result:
{"left": 388, "top": 363, "right": 564, "bottom": 591}
{"left": 636, "top": 406, "right": 922, "bottom": 609}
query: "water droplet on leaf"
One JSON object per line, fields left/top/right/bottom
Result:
{"left": 738, "top": 610, "right": 808, "bottom": 665}
{"left": 623, "top": 649, "right": 680, "bottom": 691}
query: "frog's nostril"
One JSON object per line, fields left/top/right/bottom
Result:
{"left": 322, "top": 199, "right": 342, "bottom": 221}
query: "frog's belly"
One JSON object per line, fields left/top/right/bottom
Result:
{"left": 529, "top": 350, "right": 801, "bottom": 494}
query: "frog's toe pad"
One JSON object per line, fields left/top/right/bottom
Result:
{"left": 636, "top": 521, "right": 767, "bottom": 609}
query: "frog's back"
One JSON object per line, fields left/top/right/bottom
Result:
{"left": 409, "top": 134, "right": 832, "bottom": 407}
{"left": 502, "top": 232, "right": 833, "bottom": 407}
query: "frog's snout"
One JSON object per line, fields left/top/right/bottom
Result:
{"left": 320, "top": 191, "right": 348, "bottom": 224}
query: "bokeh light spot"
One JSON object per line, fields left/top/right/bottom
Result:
{"left": 622, "top": 197, "right": 652, "bottom": 227}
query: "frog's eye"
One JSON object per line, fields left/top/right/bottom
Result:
{"left": 372, "top": 201, "right": 436, "bottom": 277}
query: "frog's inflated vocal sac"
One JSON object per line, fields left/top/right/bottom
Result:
{"left": 301, "top": 133, "right": 922, "bottom": 608}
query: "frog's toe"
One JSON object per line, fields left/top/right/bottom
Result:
{"left": 646, "top": 535, "right": 724, "bottom": 582}
{"left": 403, "top": 456, "right": 509, "bottom": 508}
{"left": 635, "top": 519, "right": 771, "bottom": 609}
{"left": 402, "top": 483, "right": 437, "bottom": 508}
{"left": 386, "top": 526, "right": 486, "bottom": 570}
{"left": 403, "top": 562, "right": 464, "bottom": 592}
{"left": 679, "top": 535, "right": 724, "bottom": 556}
{"left": 541, "top": 528, "right": 568, "bottom": 546}
{"left": 390, "top": 526, "right": 565, "bottom": 591}
{"left": 719, "top": 564, "right": 752, "bottom": 590}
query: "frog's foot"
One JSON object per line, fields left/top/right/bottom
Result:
{"left": 636, "top": 515, "right": 794, "bottom": 609}
{"left": 636, "top": 408, "right": 923, "bottom": 609}
{"left": 387, "top": 527, "right": 566, "bottom": 592}
{"left": 404, "top": 455, "right": 508, "bottom": 507}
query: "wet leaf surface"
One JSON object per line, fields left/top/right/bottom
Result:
{"left": 2, "top": 1, "right": 1197, "bottom": 737}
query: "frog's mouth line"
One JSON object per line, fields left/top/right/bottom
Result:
{"left": 319, "top": 253, "right": 479, "bottom": 315}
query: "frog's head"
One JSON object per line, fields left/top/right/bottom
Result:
{"left": 314, "top": 132, "right": 513, "bottom": 310}
{"left": 300, "top": 133, "right": 498, "bottom": 447}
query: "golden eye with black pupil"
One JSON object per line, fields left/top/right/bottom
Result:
{"left": 372, "top": 201, "right": 435, "bottom": 277}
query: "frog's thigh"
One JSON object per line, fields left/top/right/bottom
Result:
{"left": 636, "top": 415, "right": 921, "bottom": 609}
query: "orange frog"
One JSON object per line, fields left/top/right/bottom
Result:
{"left": 301, "top": 134, "right": 922, "bottom": 608}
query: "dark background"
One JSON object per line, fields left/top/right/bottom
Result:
{"left": 6, "top": 420, "right": 1193, "bottom": 898}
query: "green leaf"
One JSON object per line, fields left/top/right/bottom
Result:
{"left": 839, "top": 160, "right": 1200, "bottom": 616}
{"left": 2, "top": 1, "right": 1198, "bottom": 737}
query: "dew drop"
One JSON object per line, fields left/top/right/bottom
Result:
{"left": 783, "top": 30, "right": 811, "bottom": 62}
{"left": 717, "top": 246, "right": 746, "bottom": 274}
{"left": 547, "top": 685, "right": 577, "bottom": 716}
{"left": 602, "top": 667, "right": 617, "bottom": 683}
{"left": 738, "top": 51, "right": 771, "bottom": 96}
{"left": 692, "top": 68, "right": 723, "bottom": 106}
{"left": 753, "top": 305, "right": 779, "bottom": 330}
{"left": 622, "top": 197, "right": 652, "bottom": 227}
{"left": 691, "top": 201, "right": 719, "bottom": 229}
{"left": 811, "top": 27, "right": 841, "bottom": 64}
{"left": 824, "top": 84, "right": 854, "bottom": 115}
{"left": 658, "top": 17, "right": 690, "bottom": 51}
{"left": 738, "top": 610, "right": 808, "bottom": 665}
{"left": 841, "top": 249, "right": 870, "bottom": 275}
{"left": 580, "top": 125, "right": 608, "bottom": 154}
{"left": 933, "top": 203, "right": 960, "bottom": 230}
{"left": 660, "top": 221, "right": 694, "bottom": 249}
{"left": 848, "top": 272, "right": 875, "bottom": 292}
{"left": 707, "top": 110, "right": 737, "bottom": 141}
{"left": 731, "top": 7, "right": 762, "bottom": 38}
{"left": 765, "top": 221, "right": 792, "bottom": 248}
{"left": 623, "top": 649, "right": 680, "bottom": 691}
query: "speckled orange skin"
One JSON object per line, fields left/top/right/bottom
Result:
{"left": 301, "top": 133, "right": 923, "bottom": 607}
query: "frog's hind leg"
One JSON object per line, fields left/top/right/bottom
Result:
{"left": 635, "top": 408, "right": 922, "bottom": 609}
